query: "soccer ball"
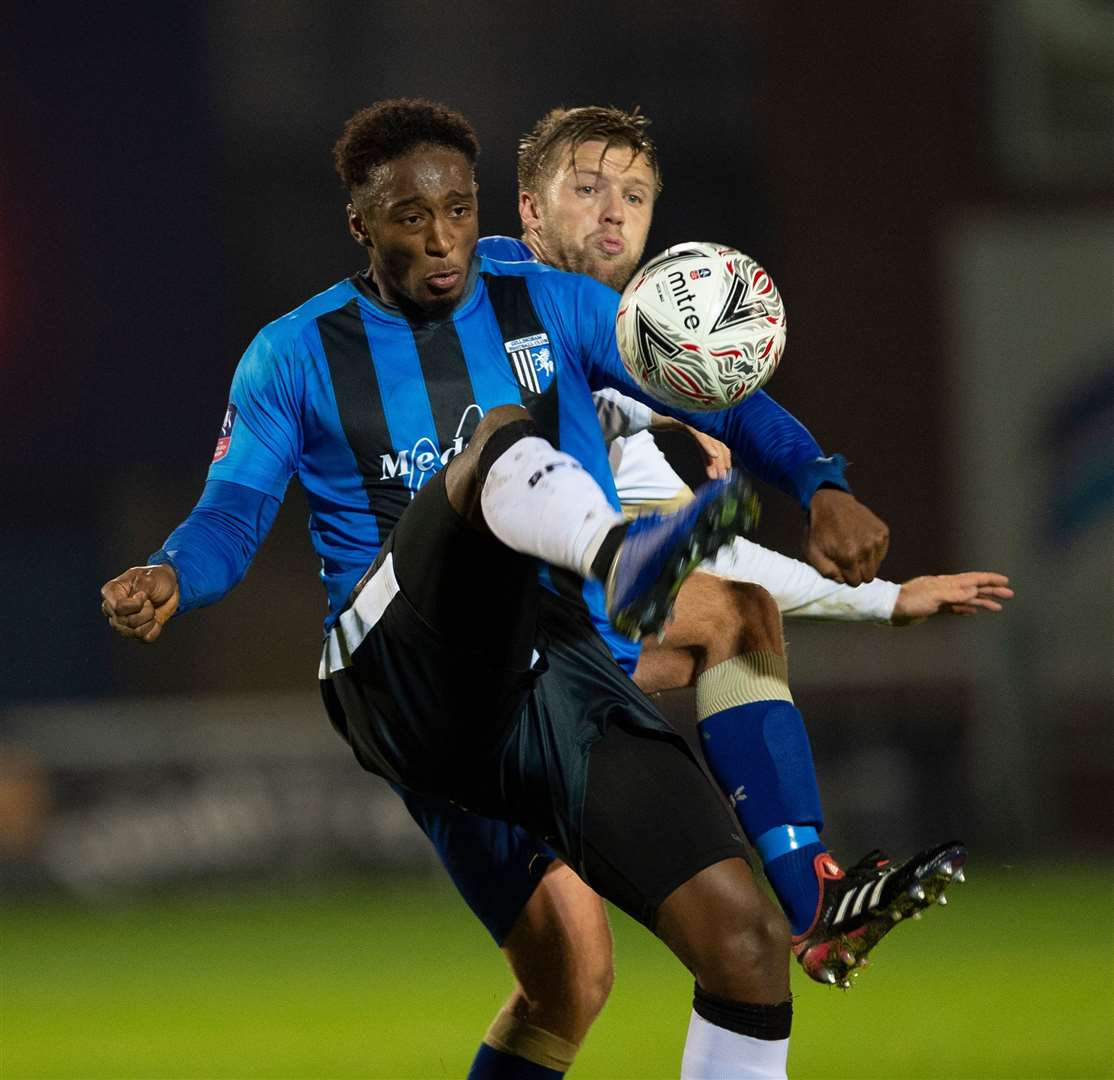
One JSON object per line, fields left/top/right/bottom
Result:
{"left": 615, "top": 242, "right": 787, "bottom": 411}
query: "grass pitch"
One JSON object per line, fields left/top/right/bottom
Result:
{"left": 3, "top": 862, "right": 1111, "bottom": 1079}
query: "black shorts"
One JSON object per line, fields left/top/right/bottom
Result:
{"left": 320, "top": 470, "right": 747, "bottom": 928}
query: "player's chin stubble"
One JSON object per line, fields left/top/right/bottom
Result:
{"left": 593, "top": 257, "right": 638, "bottom": 291}
{"left": 551, "top": 236, "right": 636, "bottom": 291}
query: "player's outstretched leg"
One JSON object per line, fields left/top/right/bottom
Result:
{"left": 451, "top": 406, "right": 753, "bottom": 638}
{"left": 640, "top": 577, "right": 834, "bottom": 947}
{"left": 638, "top": 575, "right": 967, "bottom": 987}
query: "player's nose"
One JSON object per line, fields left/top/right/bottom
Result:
{"left": 425, "top": 218, "right": 453, "bottom": 256}
{"left": 600, "top": 190, "right": 625, "bottom": 226}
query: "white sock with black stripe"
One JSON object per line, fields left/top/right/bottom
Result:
{"left": 681, "top": 987, "right": 791, "bottom": 1079}
{"left": 480, "top": 436, "right": 625, "bottom": 577}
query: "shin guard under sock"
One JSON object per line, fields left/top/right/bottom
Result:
{"left": 696, "top": 652, "right": 827, "bottom": 935}
{"left": 480, "top": 435, "right": 625, "bottom": 577}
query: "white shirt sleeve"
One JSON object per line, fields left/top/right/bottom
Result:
{"left": 593, "top": 388, "right": 653, "bottom": 443}
{"left": 702, "top": 536, "right": 901, "bottom": 623}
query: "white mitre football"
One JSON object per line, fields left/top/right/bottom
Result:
{"left": 615, "top": 242, "right": 787, "bottom": 411}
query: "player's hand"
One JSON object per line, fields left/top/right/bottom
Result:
{"left": 804, "top": 489, "right": 889, "bottom": 585}
{"left": 649, "top": 414, "right": 732, "bottom": 479}
{"left": 100, "top": 564, "right": 180, "bottom": 644}
{"left": 891, "top": 571, "right": 1013, "bottom": 626}
{"left": 683, "top": 426, "right": 732, "bottom": 480}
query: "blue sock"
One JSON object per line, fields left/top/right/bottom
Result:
{"left": 757, "top": 832, "right": 827, "bottom": 936}
{"left": 698, "top": 699, "right": 827, "bottom": 935}
{"left": 467, "top": 1043, "right": 565, "bottom": 1079}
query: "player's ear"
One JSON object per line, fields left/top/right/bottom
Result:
{"left": 347, "top": 203, "right": 371, "bottom": 247}
{"left": 519, "top": 190, "right": 541, "bottom": 232}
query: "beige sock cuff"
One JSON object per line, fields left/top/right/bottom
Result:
{"left": 621, "top": 486, "right": 696, "bottom": 519}
{"left": 695, "top": 651, "right": 793, "bottom": 717}
{"left": 483, "top": 1005, "right": 580, "bottom": 1071}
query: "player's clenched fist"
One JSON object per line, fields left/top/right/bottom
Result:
{"left": 100, "top": 564, "right": 180, "bottom": 644}
{"left": 804, "top": 488, "right": 890, "bottom": 586}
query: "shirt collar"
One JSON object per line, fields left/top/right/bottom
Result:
{"left": 350, "top": 257, "right": 481, "bottom": 324}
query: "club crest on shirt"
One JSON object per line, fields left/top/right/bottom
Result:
{"left": 211, "top": 403, "right": 237, "bottom": 463}
{"left": 504, "top": 333, "right": 554, "bottom": 394}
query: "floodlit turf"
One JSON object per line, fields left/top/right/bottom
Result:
{"left": 2, "top": 863, "right": 1111, "bottom": 1079}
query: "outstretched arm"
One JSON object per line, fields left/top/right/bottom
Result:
{"left": 100, "top": 328, "right": 300, "bottom": 644}
{"left": 100, "top": 479, "right": 282, "bottom": 643}
{"left": 704, "top": 536, "right": 899, "bottom": 621}
{"left": 704, "top": 539, "right": 1012, "bottom": 626}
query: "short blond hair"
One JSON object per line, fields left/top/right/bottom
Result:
{"left": 516, "top": 106, "right": 662, "bottom": 196}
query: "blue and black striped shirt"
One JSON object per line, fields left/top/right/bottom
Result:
{"left": 155, "top": 251, "right": 848, "bottom": 673}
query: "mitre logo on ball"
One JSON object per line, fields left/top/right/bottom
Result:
{"left": 615, "top": 242, "right": 787, "bottom": 411}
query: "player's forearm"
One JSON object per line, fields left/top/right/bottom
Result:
{"left": 593, "top": 387, "right": 652, "bottom": 442}
{"left": 149, "top": 480, "right": 280, "bottom": 614}
{"left": 780, "top": 575, "right": 900, "bottom": 622}
{"left": 703, "top": 537, "right": 900, "bottom": 622}
{"left": 710, "top": 392, "right": 850, "bottom": 508}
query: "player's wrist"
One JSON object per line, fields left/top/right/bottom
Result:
{"left": 799, "top": 456, "right": 851, "bottom": 511}
{"left": 144, "top": 553, "right": 181, "bottom": 597}
{"left": 146, "top": 551, "right": 178, "bottom": 574}
{"left": 649, "top": 412, "right": 683, "bottom": 431}
{"left": 870, "top": 578, "right": 903, "bottom": 623}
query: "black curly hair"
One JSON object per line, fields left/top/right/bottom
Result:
{"left": 517, "top": 105, "right": 661, "bottom": 196}
{"left": 333, "top": 98, "right": 480, "bottom": 202}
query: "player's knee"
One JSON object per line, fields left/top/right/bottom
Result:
{"left": 695, "top": 899, "right": 791, "bottom": 1000}
{"left": 502, "top": 863, "right": 615, "bottom": 1039}
{"left": 724, "top": 899, "right": 791, "bottom": 971}
{"left": 706, "top": 581, "right": 783, "bottom": 664}
{"left": 658, "top": 861, "right": 790, "bottom": 1000}
{"left": 446, "top": 405, "right": 536, "bottom": 520}
{"left": 525, "top": 933, "right": 613, "bottom": 1032}
{"left": 577, "top": 947, "right": 615, "bottom": 1022}
{"left": 496, "top": 951, "right": 611, "bottom": 1060}
{"left": 469, "top": 404, "right": 535, "bottom": 473}
{"left": 475, "top": 402, "right": 532, "bottom": 431}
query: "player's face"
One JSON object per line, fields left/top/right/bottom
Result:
{"left": 353, "top": 145, "right": 478, "bottom": 316}
{"left": 521, "top": 140, "right": 655, "bottom": 290}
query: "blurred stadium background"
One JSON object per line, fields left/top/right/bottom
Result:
{"left": 2, "top": 2, "right": 1112, "bottom": 1077}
